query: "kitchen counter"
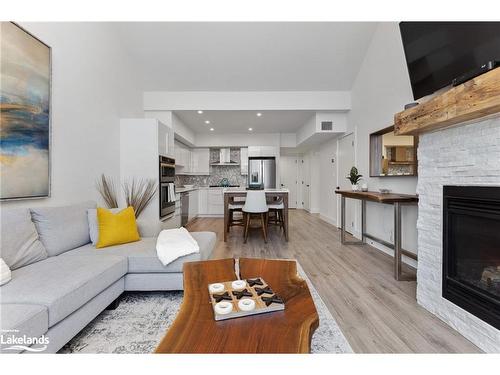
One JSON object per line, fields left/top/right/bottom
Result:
{"left": 223, "top": 187, "right": 290, "bottom": 193}
{"left": 176, "top": 186, "right": 199, "bottom": 193}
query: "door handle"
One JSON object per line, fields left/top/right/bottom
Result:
{"left": 306, "top": 184, "right": 310, "bottom": 187}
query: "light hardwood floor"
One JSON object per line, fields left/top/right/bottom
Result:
{"left": 186, "top": 209, "right": 480, "bottom": 353}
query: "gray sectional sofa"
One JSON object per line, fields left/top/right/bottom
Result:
{"left": 0, "top": 201, "right": 216, "bottom": 353}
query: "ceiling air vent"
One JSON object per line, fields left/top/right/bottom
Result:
{"left": 321, "top": 121, "right": 333, "bottom": 131}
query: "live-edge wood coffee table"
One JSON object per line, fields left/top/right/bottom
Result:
{"left": 155, "top": 258, "right": 319, "bottom": 353}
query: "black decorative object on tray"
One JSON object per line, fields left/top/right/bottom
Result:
{"left": 255, "top": 286, "right": 274, "bottom": 296}
{"left": 261, "top": 295, "right": 284, "bottom": 307}
{"left": 212, "top": 292, "right": 232, "bottom": 302}
{"left": 232, "top": 289, "right": 252, "bottom": 299}
{"left": 247, "top": 278, "right": 264, "bottom": 287}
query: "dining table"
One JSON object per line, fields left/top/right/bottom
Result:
{"left": 223, "top": 187, "right": 290, "bottom": 242}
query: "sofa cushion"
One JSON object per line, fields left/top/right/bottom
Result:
{"left": 0, "top": 208, "right": 48, "bottom": 269}
{"left": 96, "top": 207, "right": 140, "bottom": 249}
{"left": 30, "top": 201, "right": 96, "bottom": 256}
{"left": 87, "top": 208, "right": 121, "bottom": 245}
{"left": 0, "top": 304, "right": 48, "bottom": 353}
{"left": 61, "top": 231, "right": 216, "bottom": 273}
{"left": 0, "top": 255, "right": 126, "bottom": 327}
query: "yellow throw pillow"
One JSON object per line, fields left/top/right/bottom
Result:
{"left": 96, "top": 207, "right": 140, "bottom": 249}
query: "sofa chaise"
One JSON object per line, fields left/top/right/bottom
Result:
{"left": 0, "top": 201, "right": 216, "bottom": 353}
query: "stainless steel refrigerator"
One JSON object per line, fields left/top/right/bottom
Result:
{"left": 248, "top": 157, "right": 276, "bottom": 189}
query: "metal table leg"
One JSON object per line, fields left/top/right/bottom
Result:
{"left": 361, "top": 200, "right": 366, "bottom": 243}
{"left": 340, "top": 195, "right": 363, "bottom": 245}
{"left": 394, "top": 202, "right": 402, "bottom": 280}
{"left": 341, "top": 196, "right": 346, "bottom": 244}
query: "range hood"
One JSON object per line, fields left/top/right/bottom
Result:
{"left": 210, "top": 148, "right": 240, "bottom": 165}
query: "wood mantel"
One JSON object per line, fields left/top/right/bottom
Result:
{"left": 395, "top": 67, "right": 500, "bottom": 135}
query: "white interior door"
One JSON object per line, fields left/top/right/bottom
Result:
{"left": 338, "top": 133, "right": 356, "bottom": 234}
{"left": 301, "top": 155, "right": 310, "bottom": 211}
{"left": 279, "top": 156, "right": 298, "bottom": 208}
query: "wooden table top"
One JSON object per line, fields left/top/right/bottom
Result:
{"left": 335, "top": 190, "right": 419, "bottom": 204}
{"left": 155, "top": 258, "right": 319, "bottom": 353}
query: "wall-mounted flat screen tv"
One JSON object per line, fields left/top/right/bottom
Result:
{"left": 399, "top": 22, "right": 500, "bottom": 100}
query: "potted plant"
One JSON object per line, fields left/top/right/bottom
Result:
{"left": 347, "top": 167, "right": 363, "bottom": 191}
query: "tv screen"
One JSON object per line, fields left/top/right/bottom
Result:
{"left": 399, "top": 22, "right": 500, "bottom": 100}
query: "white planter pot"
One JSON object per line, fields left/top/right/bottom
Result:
{"left": 351, "top": 184, "right": 359, "bottom": 191}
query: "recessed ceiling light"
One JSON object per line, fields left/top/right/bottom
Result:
{"left": 210, "top": 128, "right": 214, "bottom": 131}
{"left": 197, "top": 110, "right": 203, "bottom": 114}
{"left": 256, "top": 112, "right": 262, "bottom": 117}
{"left": 205, "top": 120, "right": 210, "bottom": 124}
{"left": 248, "top": 128, "right": 253, "bottom": 131}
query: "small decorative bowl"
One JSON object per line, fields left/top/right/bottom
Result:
{"left": 379, "top": 188, "right": 391, "bottom": 194}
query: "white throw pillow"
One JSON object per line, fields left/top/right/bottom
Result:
{"left": 0, "top": 258, "right": 12, "bottom": 286}
{"left": 87, "top": 208, "right": 121, "bottom": 245}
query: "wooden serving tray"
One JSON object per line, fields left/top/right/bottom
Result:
{"left": 208, "top": 278, "right": 285, "bottom": 321}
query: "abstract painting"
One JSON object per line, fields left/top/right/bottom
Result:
{"left": 1, "top": 22, "right": 51, "bottom": 200}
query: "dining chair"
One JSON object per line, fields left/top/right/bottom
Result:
{"left": 242, "top": 190, "right": 269, "bottom": 243}
{"left": 267, "top": 197, "right": 285, "bottom": 233}
{"left": 226, "top": 197, "right": 245, "bottom": 232}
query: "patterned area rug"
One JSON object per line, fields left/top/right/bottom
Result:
{"left": 60, "top": 263, "right": 352, "bottom": 354}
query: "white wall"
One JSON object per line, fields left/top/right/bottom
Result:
{"left": 346, "top": 22, "right": 418, "bottom": 258}
{"left": 143, "top": 91, "right": 351, "bottom": 111}
{"left": 1, "top": 22, "right": 142, "bottom": 209}
{"left": 296, "top": 115, "right": 317, "bottom": 145}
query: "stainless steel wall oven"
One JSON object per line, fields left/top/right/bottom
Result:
{"left": 159, "top": 156, "right": 176, "bottom": 218}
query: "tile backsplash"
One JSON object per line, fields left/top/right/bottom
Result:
{"left": 176, "top": 165, "right": 247, "bottom": 187}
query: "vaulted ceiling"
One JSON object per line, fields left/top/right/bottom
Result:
{"left": 114, "top": 22, "right": 377, "bottom": 91}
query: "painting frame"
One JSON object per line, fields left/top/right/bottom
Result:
{"left": 0, "top": 22, "right": 52, "bottom": 201}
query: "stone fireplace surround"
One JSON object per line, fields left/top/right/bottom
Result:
{"left": 416, "top": 116, "right": 500, "bottom": 352}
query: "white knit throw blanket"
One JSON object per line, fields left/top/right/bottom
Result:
{"left": 155, "top": 227, "right": 200, "bottom": 266}
{"left": 0, "top": 258, "right": 12, "bottom": 286}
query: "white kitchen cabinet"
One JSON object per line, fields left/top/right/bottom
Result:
{"left": 248, "top": 146, "right": 278, "bottom": 157}
{"left": 207, "top": 188, "right": 224, "bottom": 215}
{"left": 240, "top": 147, "right": 248, "bottom": 175}
{"left": 188, "top": 190, "right": 199, "bottom": 221}
{"left": 157, "top": 121, "right": 174, "bottom": 157}
{"left": 248, "top": 146, "right": 260, "bottom": 157}
{"left": 191, "top": 148, "right": 210, "bottom": 175}
{"left": 198, "top": 188, "right": 208, "bottom": 215}
{"left": 174, "top": 141, "right": 183, "bottom": 166}
{"left": 175, "top": 141, "right": 193, "bottom": 174}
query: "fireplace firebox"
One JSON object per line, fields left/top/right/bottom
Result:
{"left": 443, "top": 186, "right": 500, "bottom": 329}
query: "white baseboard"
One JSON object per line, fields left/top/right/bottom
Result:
{"left": 318, "top": 214, "right": 336, "bottom": 226}
{"left": 317, "top": 217, "right": 418, "bottom": 269}
{"left": 364, "top": 238, "right": 418, "bottom": 269}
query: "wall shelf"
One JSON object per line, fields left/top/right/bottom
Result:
{"left": 395, "top": 68, "right": 500, "bottom": 135}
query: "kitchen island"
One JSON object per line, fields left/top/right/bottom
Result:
{"left": 223, "top": 188, "right": 289, "bottom": 242}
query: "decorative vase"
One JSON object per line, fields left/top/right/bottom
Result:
{"left": 361, "top": 183, "right": 368, "bottom": 192}
{"left": 351, "top": 184, "right": 359, "bottom": 191}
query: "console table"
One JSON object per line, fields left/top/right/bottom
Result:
{"left": 335, "top": 190, "right": 419, "bottom": 281}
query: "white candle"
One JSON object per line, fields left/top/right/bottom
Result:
{"left": 231, "top": 280, "right": 246, "bottom": 291}
{"left": 238, "top": 298, "right": 255, "bottom": 312}
{"left": 209, "top": 283, "right": 225, "bottom": 294}
{"left": 214, "top": 301, "right": 233, "bottom": 315}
